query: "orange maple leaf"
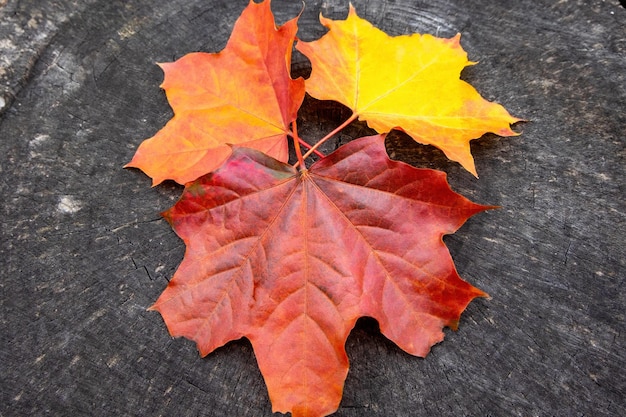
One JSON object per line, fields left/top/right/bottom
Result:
{"left": 126, "top": 0, "right": 305, "bottom": 185}
{"left": 296, "top": 5, "right": 521, "bottom": 176}
{"left": 151, "top": 135, "right": 489, "bottom": 417}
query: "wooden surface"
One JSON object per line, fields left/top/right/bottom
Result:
{"left": 2, "top": 0, "right": 624, "bottom": 416}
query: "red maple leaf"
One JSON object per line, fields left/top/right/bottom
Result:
{"left": 151, "top": 135, "right": 489, "bottom": 417}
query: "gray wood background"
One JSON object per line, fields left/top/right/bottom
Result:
{"left": 2, "top": 0, "right": 624, "bottom": 416}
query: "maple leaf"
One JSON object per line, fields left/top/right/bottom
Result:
{"left": 126, "top": 0, "right": 305, "bottom": 185}
{"left": 151, "top": 135, "right": 489, "bottom": 417}
{"left": 296, "top": 5, "right": 521, "bottom": 176}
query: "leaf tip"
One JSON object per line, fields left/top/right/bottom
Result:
{"left": 484, "top": 204, "right": 502, "bottom": 212}
{"left": 160, "top": 207, "right": 175, "bottom": 224}
{"left": 348, "top": 2, "right": 357, "bottom": 16}
{"left": 146, "top": 174, "right": 165, "bottom": 187}
{"left": 463, "top": 158, "right": 479, "bottom": 178}
{"left": 479, "top": 290, "right": 492, "bottom": 301}
{"left": 318, "top": 10, "right": 329, "bottom": 26}
{"left": 511, "top": 117, "right": 528, "bottom": 129}
{"left": 124, "top": 159, "right": 163, "bottom": 186}
{"left": 155, "top": 61, "right": 170, "bottom": 73}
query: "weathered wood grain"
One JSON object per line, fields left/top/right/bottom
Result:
{"left": 1, "top": 0, "right": 624, "bottom": 416}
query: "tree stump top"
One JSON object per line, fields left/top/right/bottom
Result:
{"left": 2, "top": 1, "right": 624, "bottom": 415}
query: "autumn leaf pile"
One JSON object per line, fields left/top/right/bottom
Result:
{"left": 126, "top": 1, "right": 520, "bottom": 416}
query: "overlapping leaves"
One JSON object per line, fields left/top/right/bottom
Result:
{"left": 127, "top": 1, "right": 519, "bottom": 416}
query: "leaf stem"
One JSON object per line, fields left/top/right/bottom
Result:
{"left": 291, "top": 120, "right": 305, "bottom": 168}
{"left": 296, "top": 137, "right": 326, "bottom": 158}
{"left": 299, "top": 113, "right": 359, "bottom": 164}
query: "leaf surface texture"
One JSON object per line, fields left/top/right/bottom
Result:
{"left": 153, "top": 135, "right": 488, "bottom": 417}
{"left": 127, "top": 0, "right": 305, "bottom": 184}
{"left": 296, "top": 6, "right": 520, "bottom": 176}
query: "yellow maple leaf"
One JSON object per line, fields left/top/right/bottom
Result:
{"left": 296, "top": 5, "right": 521, "bottom": 176}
